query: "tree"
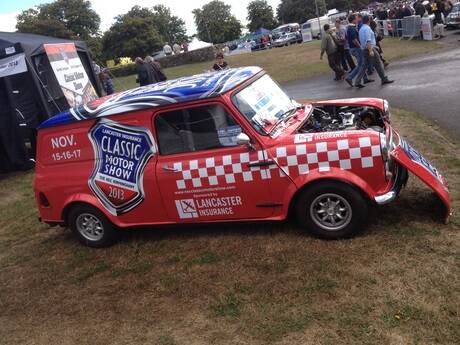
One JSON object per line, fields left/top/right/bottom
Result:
{"left": 102, "top": 6, "right": 163, "bottom": 60}
{"left": 193, "top": 0, "right": 242, "bottom": 43}
{"left": 276, "top": 0, "right": 369, "bottom": 24}
{"left": 247, "top": 0, "right": 277, "bottom": 32}
{"left": 16, "top": 0, "right": 100, "bottom": 40}
{"left": 276, "top": 0, "right": 325, "bottom": 24}
{"left": 151, "top": 5, "right": 188, "bottom": 44}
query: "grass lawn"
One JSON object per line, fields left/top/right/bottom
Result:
{"left": 113, "top": 38, "right": 441, "bottom": 91}
{"left": 0, "top": 108, "right": 458, "bottom": 345}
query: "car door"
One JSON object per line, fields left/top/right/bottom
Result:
{"left": 154, "top": 102, "right": 275, "bottom": 222}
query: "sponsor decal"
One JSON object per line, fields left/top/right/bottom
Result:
{"left": 400, "top": 138, "right": 442, "bottom": 181}
{"left": 0, "top": 53, "right": 27, "bottom": 78}
{"left": 175, "top": 199, "right": 199, "bottom": 219}
{"left": 175, "top": 194, "right": 243, "bottom": 219}
{"left": 88, "top": 119, "right": 155, "bottom": 215}
{"left": 294, "top": 133, "right": 313, "bottom": 143}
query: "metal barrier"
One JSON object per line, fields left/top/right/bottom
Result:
{"left": 376, "top": 16, "right": 425, "bottom": 40}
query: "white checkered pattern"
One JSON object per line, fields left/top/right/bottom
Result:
{"left": 174, "top": 150, "right": 279, "bottom": 190}
{"left": 273, "top": 137, "right": 381, "bottom": 176}
{"left": 173, "top": 136, "right": 381, "bottom": 190}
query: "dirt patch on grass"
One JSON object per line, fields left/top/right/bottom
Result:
{"left": 0, "top": 109, "right": 458, "bottom": 345}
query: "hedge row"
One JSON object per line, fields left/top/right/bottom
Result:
{"left": 109, "top": 46, "right": 216, "bottom": 78}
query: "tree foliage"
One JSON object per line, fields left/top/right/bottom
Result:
{"left": 247, "top": 0, "right": 277, "bottom": 32}
{"left": 151, "top": 4, "right": 188, "bottom": 44}
{"left": 16, "top": 0, "right": 100, "bottom": 40}
{"left": 276, "top": 0, "right": 368, "bottom": 24}
{"left": 101, "top": 5, "right": 188, "bottom": 60}
{"left": 193, "top": 0, "right": 242, "bottom": 44}
{"left": 102, "top": 6, "right": 163, "bottom": 61}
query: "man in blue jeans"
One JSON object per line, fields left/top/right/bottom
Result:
{"left": 355, "top": 15, "right": 394, "bottom": 87}
{"left": 345, "top": 14, "right": 371, "bottom": 88}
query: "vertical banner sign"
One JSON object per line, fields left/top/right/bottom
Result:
{"left": 421, "top": 18, "right": 433, "bottom": 41}
{"left": 44, "top": 43, "right": 98, "bottom": 107}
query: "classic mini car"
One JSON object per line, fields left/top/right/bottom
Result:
{"left": 34, "top": 67, "right": 452, "bottom": 247}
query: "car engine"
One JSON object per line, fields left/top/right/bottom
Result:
{"left": 299, "top": 105, "right": 385, "bottom": 133}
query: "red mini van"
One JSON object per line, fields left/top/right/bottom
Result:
{"left": 34, "top": 67, "right": 451, "bottom": 247}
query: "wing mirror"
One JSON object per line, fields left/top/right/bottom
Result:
{"left": 236, "top": 133, "right": 255, "bottom": 150}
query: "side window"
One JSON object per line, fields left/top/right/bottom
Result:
{"left": 155, "top": 104, "right": 242, "bottom": 155}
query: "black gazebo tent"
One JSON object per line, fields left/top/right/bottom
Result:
{"left": 0, "top": 32, "right": 102, "bottom": 172}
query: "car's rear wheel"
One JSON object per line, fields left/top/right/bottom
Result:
{"left": 295, "top": 181, "right": 368, "bottom": 239}
{"left": 68, "top": 204, "right": 118, "bottom": 247}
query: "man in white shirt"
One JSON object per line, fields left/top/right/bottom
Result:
{"left": 163, "top": 43, "right": 172, "bottom": 56}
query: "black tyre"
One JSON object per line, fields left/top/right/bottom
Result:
{"left": 295, "top": 181, "right": 368, "bottom": 239}
{"left": 67, "top": 204, "right": 118, "bottom": 247}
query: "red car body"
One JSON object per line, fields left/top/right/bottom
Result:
{"left": 34, "top": 67, "right": 452, "bottom": 246}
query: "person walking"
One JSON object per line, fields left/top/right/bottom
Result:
{"left": 320, "top": 24, "right": 344, "bottom": 81}
{"left": 335, "top": 18, "right": 355, "bottom": 71}
{"left": 145, "top": 56, "right": 167, "bottom": 83}
{"left": 345, "top": 14, "right": 372, "bottom": 87}
{"left": 99, "top": 68, "right": 114, "bottom": 95}
{"left": 355, "top": 16, "right": 394, "bottom": 87}
{"left": 135, "top": 57, "right": 153, "bottom": 87}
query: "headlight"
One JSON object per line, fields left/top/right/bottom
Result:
{"left": 383, "top": 99, "right": 391, "bottom": 121}
{"left": 380, "top": 130, "right": 395, "bottom": 180}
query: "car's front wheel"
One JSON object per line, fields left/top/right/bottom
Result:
{"left": 296, "top": 181, "right": 368, "bottom": 239}
{"left": 68, "top": 204, "right": 118, "bottom": 247}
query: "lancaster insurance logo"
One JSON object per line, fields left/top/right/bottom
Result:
{"left": 175, "top": 199, "right": 199, "bottom": 219}
{"left": 88, "top": 119, "right": 155, "bottom": 215}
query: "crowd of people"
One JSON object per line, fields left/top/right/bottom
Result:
{"left": 374, "top": 0, "right": 455, "bottom": 24}
{"left": 321, "top": 14, "right": 393, "bottom": 87}
{"left": 162, "top": 42, "right": 189, "bottom": 56}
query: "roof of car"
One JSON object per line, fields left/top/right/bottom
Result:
{"left": 39, "top": 66, "right": 262, "bottom": 129}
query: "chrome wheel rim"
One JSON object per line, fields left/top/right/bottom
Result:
{"left": 76, "top": 213, "right": 104, "bottom": 241}
{"left": 310, "top": 193, "right": 352, "bottom": 231}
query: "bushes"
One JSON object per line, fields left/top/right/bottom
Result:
{"left": 108, "top": 46, "right": 216, "bottom": 78}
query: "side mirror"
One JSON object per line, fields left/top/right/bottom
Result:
{"left": 236, "top": 133, "right": 255, "bottom": 150}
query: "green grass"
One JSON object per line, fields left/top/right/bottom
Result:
{"left": 113, "top": 38, "right": 441, "bottom": 91}
{"left": 211, "top": 292, "right": 243, "bottom": 318}
{"left": 0, "top": 108, "right": 459, "bottom": 344}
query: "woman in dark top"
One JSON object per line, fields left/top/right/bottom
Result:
{"left": 212, "top": 52, "right": 228, "bottom": 71}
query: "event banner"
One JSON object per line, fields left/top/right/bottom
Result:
{"left": 44, "top": 43, "right": 98, "bottom": 108}
{"left": 0, "top": 52, "right": 27, "bottom": 78}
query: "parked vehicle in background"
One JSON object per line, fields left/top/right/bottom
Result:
{"left": 271, "top": 23, "right": 300, "bottom": 39}
{"left": 34, "top": 67, "right": 452, "bottom": 247}
{"left": 303, "top": 16, "right": 330, "bottom": 39}
{"left": 273, "top": 32, "right": 302, "bottom": 47}
{"left": 446, "top": 2, "right": 460, "bottom": 28}
{"left": 302, "top": 9, "right": 349, "bottom": 39}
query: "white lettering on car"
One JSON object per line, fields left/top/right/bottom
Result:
{"left": 51, "top": 134, "right": 76, "bottom": 149}
{"left": 175, "top": 195, "right": 243, "bottom": 219}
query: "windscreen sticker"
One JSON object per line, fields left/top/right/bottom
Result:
{"left": 217, "top": 125, "right": 242, "bottom": 146}
{"left": 88, "top": 119, "right": 156, "bottom": 215}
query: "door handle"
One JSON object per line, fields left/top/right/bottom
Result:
{"left": 162, "top": 165, "right": 179, "bottom": 172}
{"left": 247, "top": 160, "right": 276, "bottom": 168}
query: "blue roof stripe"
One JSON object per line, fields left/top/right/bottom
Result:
{"left": 39, "top": 66, "right": 262, "bottom": 129}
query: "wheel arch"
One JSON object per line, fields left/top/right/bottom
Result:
{"left": 61, "top": 194, "right": 110, "bottom": 226}
{"left": 287, "top": 176, "right": 373, "bottom": 218}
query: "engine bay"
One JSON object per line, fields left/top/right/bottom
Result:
{"left": 299, "top": 105, "right": 385, "bottom": 133}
